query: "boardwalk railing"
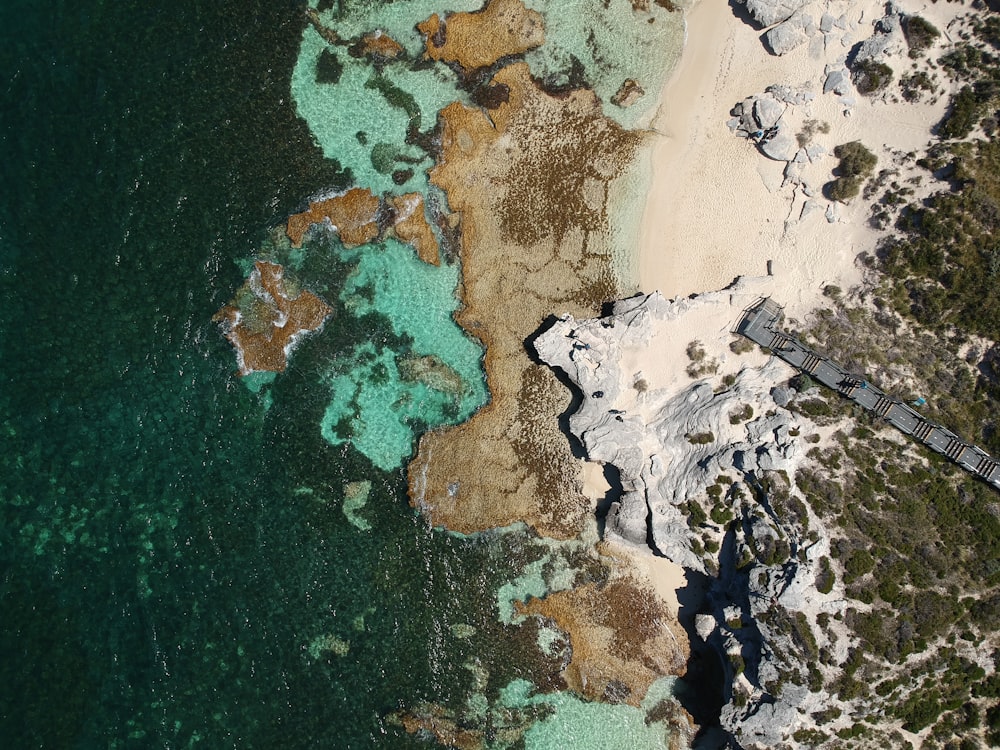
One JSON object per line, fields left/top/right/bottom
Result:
{"left": 736, "top": 297, "right": 1000, "bottom": 491}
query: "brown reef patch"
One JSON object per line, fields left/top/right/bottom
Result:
{"left": 515, "top": 574, "right": 688, "bottom": 706}
{"left": 286, "top": 187, "right": 381, "bottom": 248}
{"left": 417, "top": 0, "right": 544, "bottom": 72}
{"left": 213, "top": 261, "right": 332, "bottom": 376}
{"left": 406, "top": 62, "right": 644, "bottom": 538}
{"left": 286, "top": 188, "right": 444, "bottom": 266}
{"left": 353, "top": 30, "right": 405, "bottom": 61}
{"left": 388, "top": 193, "right": 440, "bottom": 265}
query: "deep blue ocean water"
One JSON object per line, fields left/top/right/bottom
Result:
{"left": 0, "top": 2, "right": 691, "bottom": 748}
{"left": 0, "top": 2, "right": 537, "bottom": 747}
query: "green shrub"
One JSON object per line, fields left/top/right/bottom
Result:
{"left": 729, "top": 404, "right": 754, "bottom": 424}
{"left": 852, "top": 59, "right": 894, "bottom": 95}
{"left": 816, "top": 556, "right": 835, "bottom": 594}
{"left": 938, "top": 85, "right": 984, "bottom": 139}
{"left": 836, "top": 141, "right": 878, "bottom": 177}
{"left": 826, "top": 141, "right": 878, "bottom": 202}
{"left": 685, "top": 431, "right": 715, "bottom": 445}
{"left": 902, "top": 15, "right": 941, "bottom": 57}
{"left": 790, "top": 373, "right": 814, "bottom": 392}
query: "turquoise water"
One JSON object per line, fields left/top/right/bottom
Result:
{"left": 319, "top": 237, "right": 489, "bottom": 471}
{"left": 1, "top": 0, "right": 687, "bottom": 747}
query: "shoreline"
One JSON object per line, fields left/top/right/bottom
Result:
{"left": 635, "top": 0, "right": 955, "bottom": 318}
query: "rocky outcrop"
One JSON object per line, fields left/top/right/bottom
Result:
{"left": 388, "top": 193, "right": 440, "bottom": 265}
{"left": 354, "top": 30, "right": 405, "bottom": 61}
{"left": 286, "top": 187, "right": 381, "bottom": 248}
{"left": 729, "top": 90, "right": 801, "bottom": 161}
{"left": 213, "top": 261, "right": 332, "bottom": 375}
{"left": 287, "top": 188, "right": 443, "bottom": 266}
{"left": 417, "top": 0, "right": 544, "bottom": 72}
{"left": 736, "top": 0, "right": 811, "bottom": 29}
{"left": 852, "top": 3, "right": 907, "bottom": 66}
{"left": 406, "top": 60, "right": 643, "bottom": 538}
{"left": 763, "top": 8, "right": 816, "bottom": 56}
{"left": 536, "top": 288, "right": 851, "bottom": 747}
{"left": 516, "top": 573, "right": 688, "bottom": 706}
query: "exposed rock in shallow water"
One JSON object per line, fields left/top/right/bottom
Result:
{"left": 286, "top": 187, "right": 380, "bottom": 248}
{"left": 353, "top": 30, "right": 405, "bottom": 61}
{"left": 213, "top": 261, "right": 331, "bottom": 376}
{"left": 407, "top": 60, "right": 643, "bottom": 537}
{"left": 388, "top": 193, "right": 440, "bottom": 266}
{"left": 612, "top": 78, "right": 645, "bottom": 108}
{"left": 417, "top": 0, "right": 545, "bottom": 72}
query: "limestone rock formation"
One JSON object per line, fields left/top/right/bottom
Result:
{"left": 417, "top": 0, "right": 544, "bottom": 72}
{"left": 736, "top": 0, "right": 811, "bottom": 28}
{"left": 213, "top": 261, "right": 332, "bottom": 375}
{"left": 852, "top": 3, "right": 907, "bottom": 65}
{"left": 764, "top": 9, "right": 816, "bottom": 56}
{"left": 536, "top": 288, "right": 850, "bottom": 747}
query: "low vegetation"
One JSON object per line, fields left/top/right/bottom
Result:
{"left": 851, "top": 59, "right": 894, "bottom": 95}
{"left": 902, "top": 14, "right": 941, "bottom": 58}
{"left": 826, "top": 141, "right": 878, "bottom": 202}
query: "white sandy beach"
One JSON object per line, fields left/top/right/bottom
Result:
{"left": 604, "top": 0, "right": 968, "bottom": 621}
{"left": 637, "top": 0, "right": 957, "bottom": 319}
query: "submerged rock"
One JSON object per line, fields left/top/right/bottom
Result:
{"left": 398, "top": 354, "right": 465, "bottom": 395}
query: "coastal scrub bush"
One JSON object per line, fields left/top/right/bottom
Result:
{"left": 902, "top": 15, "right": 941, "bottom": 58}
{"left": 729, "top": 337, "right": 754, "bottom": 355}
{"left": 900, "top": 71, "right": 936, "bottom": 102}
{"left": 938, "top": 84, "right": 985, "bottom": 139}
{"left": 852, "top": 59, "right": 894, "bottom": 95}
{"left": 729, "top": 404, "right": 754, "bottom": 424}
{"left": 685, "top": 431, "right": 715, "bottom": 445}
{"left": 826, "top": 141, "right": 878, "bottom": 202}
{"left": 685, "top": 340, "right": 719, "bottom": 377}
{"left": 790, "top": 373, "right": 813, "bottom": 392}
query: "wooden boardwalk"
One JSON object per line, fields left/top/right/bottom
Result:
{"left": 736, "top": 298, "right": 1000, "bottom": 490}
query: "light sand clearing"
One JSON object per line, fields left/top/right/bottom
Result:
{"left": 637, "top": 0, "right": 959, "bottom": 320}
